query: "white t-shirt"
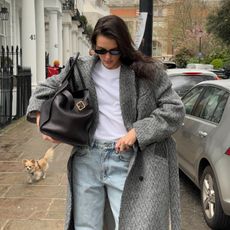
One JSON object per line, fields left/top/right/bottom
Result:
{"left": 92, "top": 61, "right": 127, "bottom": 140}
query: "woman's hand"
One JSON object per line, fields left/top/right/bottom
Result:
{"left": 115, "top": 128, "right": 137, "bottom": 153}
{"left": 36, "top": 112, "right": 61, "bottom": 144}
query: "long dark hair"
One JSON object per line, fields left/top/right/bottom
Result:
{"left": 91, "top": 15, "right": 158, "bottom": 79}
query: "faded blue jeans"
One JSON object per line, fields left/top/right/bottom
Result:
{"left": 72, "top": 139, "right": 135, "bottom": 230}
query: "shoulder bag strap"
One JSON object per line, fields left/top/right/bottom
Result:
{"left": 75, "top": 60, "right": 86, "bottom": 90}
{"left": 61, "top": 52, "right": 80, "bottom": 84}
{"left": 61, "top": 52, "right": 86, "bottom": 90}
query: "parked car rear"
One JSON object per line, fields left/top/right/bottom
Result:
{"left": 167, "top": 68, "right": 219, "bottom": 96}
{"left": 186, "top": 63, "right": 229, "bottom": 79}
{"left": 173, "top": 80, "right": 230, "bottom": 229}
{"left": 210, "top": 69, "right": 229, "bottom": 79}
{"left": 186, "top": 63, "right": 213, "bottom": 70}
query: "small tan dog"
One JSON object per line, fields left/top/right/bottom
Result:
{"left": 22, "top": 146, "right": 55, "bottom": 183}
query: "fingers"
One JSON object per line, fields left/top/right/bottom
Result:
{"left": 37, "top": 112, "right": 60, "bottom": 144}
{"left": 42, "top": 134, "right": 61, "bottom": 144}
{"left": 115, "top": 140, "right": 133, "bottom": 153}
{"left": 36, "top": 112, "right": 41, "bottom": 127}
{"left": 115, "top": 128, "right": 137, "bottom": 153}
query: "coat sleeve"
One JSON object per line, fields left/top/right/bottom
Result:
{"left": 26, "top": 59, "right": 72, "bottom": 123}
{"left": 133, "top": 64, "right": 185, "bottom": 150}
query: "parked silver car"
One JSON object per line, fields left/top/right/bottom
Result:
{"left": 167, "top": 68, "right": 219, "bottom": 97}
{"left": 173, "top": 80, "right": 230, "bottom": 229}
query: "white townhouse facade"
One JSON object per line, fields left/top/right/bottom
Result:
{"left": 0, "top": 0, "right": 109, "bottom": 87}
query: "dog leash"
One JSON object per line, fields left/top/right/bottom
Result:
{"left": 36, "top": 160, "right": 42, "bottom": 169}
{"left": 52, "top": 143, "right": 60, "bottom": 150}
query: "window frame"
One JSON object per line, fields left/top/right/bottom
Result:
{"left": 182, "top": 85, "right": 229, "bottom": 124}
{"left": 182, "top": 86, "right": 206, "bottom": 115}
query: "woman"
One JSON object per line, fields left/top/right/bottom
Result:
{"left": 27, "top": 15, "right": 185, "bottom": 230}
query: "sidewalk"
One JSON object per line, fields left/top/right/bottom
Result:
{"left": 0, "top": 118, "right": 210, "bottom": 230}
{"left": 0, "top": 117, "right": 72, "bottom": 230}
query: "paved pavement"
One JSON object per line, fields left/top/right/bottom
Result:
{"left": 0, "top": 118, "right": 211, "bottom": 230}
{"left": 0, "top": 118, "right": 72, "bottom": 230}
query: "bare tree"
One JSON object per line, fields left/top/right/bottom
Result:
{"left": 167, "top": 0, "right": 217, "bottom": 56}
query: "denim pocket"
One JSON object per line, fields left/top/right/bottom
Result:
{"left": 118, "top": 149, "right": 134, "bottom": 162}
{"left": 73, "top": 146, "right": 89, "bottom": 157}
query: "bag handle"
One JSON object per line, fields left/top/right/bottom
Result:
{"left": 75, "top": 59, "right": 86, "bottom": 89}
{"left": 61, "top": 52, "right": 86, "bottom": 90}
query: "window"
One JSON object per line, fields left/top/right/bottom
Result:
{"left": 193, "top": 87, "right": 228, "bottom": 123}
{"left": 211, "top": 92, "right": 229, "bottom": 123}
{"left": 182, "top": 87, "right": 203, "bottom": 114}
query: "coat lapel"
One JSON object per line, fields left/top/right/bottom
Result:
{"left": 120, "top": 65, "right": 137, "bottom": 130}
{"left": 78, "top": 57, "right": 99, "bottom": 134}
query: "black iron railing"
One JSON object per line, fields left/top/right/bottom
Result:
{"left": 0, "top": 46, "right": 31, "bottom": 128}
{"left": 15, "top": 67, "right": 31, "bottom": 119}
{"left": 0, "top": 73, "right": 13, "bottom": 127}
{"left": 0, "top": 45, "right": 22, "bottom": 74}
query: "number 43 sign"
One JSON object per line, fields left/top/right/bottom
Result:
{"left": 30, "top": 34, "right": 36, "bottom": 40}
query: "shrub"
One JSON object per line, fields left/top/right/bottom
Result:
{"left": 210, "top": 58, "right": 223, "bottom": 69}
{"left": 174, "top": 48, "right": 193, "bottom": 68}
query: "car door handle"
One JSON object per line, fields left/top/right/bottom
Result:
{"left": 199, "top": 131, "right": 207, "bottom": 138}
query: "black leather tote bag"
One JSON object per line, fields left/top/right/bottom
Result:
{"left": 39, "top": 53, "right": 94, "bottom": 146}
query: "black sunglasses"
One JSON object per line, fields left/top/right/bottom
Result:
{"left": 94, "top": 48, "right": 121, "bottom": 56}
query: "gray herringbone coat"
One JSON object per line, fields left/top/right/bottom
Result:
{"left": 27, "top": 56, "right": 185, "bottom": 230}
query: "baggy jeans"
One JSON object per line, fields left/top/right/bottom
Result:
{"left": 72, "top": 139, "right": 135, "bottom": 230}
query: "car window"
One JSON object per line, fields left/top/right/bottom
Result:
{"left": 170, "top": 75, "right": 215, "bottom": 96}
{"left": 211, "top": 92, "right": 229, "bottom": 123}
{"left": 182, "top": 86, "right": 204, "bottom": 114}
{"left": 193, "top": 87, "right": 227, "bottom": 122}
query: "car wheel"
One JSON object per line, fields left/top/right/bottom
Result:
{"left": 200, "top": 166, "right": 230, "bottom": 229}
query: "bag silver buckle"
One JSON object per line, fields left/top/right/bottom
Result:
{"left": 76, "top": 101, "right": 86, "bottom": 111}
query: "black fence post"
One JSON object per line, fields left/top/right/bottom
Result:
{"left": 6, "top": 46, "right": 9, "bottom": 72}
{"left": 16, "top": 46, "right": 19, "bottom": 74}
{"left": 1, "top": 46, "right": 5, "bottom": 71}
{"left": 10, "top": 46, "right": 14, "bottom": 75}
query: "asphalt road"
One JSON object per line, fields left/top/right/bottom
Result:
{"left": 180, "top": 170, "right": 211, "bottom": 230}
